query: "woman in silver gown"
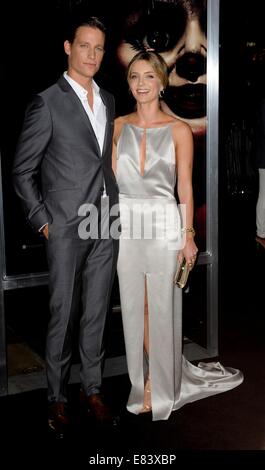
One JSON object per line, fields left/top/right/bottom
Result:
{"left": 112, "top": 51, "right": 243, "bottom": 421}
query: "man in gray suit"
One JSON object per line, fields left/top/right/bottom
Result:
{"left": 13, "top": 16, "right": 119, "bottom": 437}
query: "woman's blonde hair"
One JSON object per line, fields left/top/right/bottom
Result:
{"left": 127, "top": 51, "right": 168, "bottom": 89}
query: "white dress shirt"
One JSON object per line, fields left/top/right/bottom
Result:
{"left": 64, "top": 72, "right": 107, "bottom": 196}
{"left": 63, "top": 71, "right": 106, "bottom": 154}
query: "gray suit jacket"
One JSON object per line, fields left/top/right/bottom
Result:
{"left": 13, "top": 76, "right": 119, "bottom": 238}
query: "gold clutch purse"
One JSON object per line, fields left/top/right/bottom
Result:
{"left": 174, "top": 258, "right": 190, "bottom": 288}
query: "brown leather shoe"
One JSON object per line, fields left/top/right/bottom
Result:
{"left": 81, "top": 392, "right": 119, "bottom": 425}
{"left": 256, "top": 235, "right": 265, "bottom": 249}
{"left": 48, "top": 402, "right": 69, "bottom": 438}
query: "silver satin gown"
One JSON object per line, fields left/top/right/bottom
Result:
{"left": 116, "top": 123, "right": 243, "bottom": 421}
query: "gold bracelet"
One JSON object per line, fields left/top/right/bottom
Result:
{"left": 182, "top": 227, "right": 196, "bottom": 236}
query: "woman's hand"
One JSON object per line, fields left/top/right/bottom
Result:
{"left": 177, "top": 236, "right": 198, "bottom": 270}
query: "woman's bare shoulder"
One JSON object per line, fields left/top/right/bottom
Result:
{"left": 171, "top": 117, "right": 193, "bottom": 141}
{"left": 114, "top": 114, "right": 134, "bottom": 142}
{"left": 171, "top": 117, "right": 192, "bottom": 132}
{"left": 114, "top": 114, "right": 135, "bottom": 126}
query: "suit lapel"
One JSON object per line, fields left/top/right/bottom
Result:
{"left": 100, "top": 89, "right": 112, "bottom": 158}
{"left": 57, "top": 76, "right": 101, "bottom": 156}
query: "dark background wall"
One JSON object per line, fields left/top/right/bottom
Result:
{"left": 1, "top": 0, "right": 65, "bottom": 274}
{"left": 220, "top": 0, "right": 265, "bottom": 199}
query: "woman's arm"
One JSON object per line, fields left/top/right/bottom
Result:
{"left": 173, "top": 121, "right": 198, "bottom": 268}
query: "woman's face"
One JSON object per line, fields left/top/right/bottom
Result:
{"left": 128, "top": 59, "right": 163, "bottom": 104}
{"left": 116, "top": 0, "right": 207, "bottom": 137}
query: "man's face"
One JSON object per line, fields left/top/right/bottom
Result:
{"left": 116, "top": 1, "right": 207, "bottom": 135}
{"left": 64, "top": 26, "right": 105, "bottom": 82}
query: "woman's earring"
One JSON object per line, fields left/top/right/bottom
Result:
{"left": 159, "top": 89, "right": 164, "bottom": 99}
